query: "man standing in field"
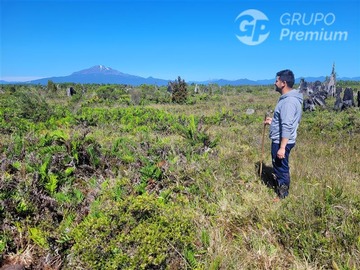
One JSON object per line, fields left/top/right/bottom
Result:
{"left": 264, "top": 69, "right": 303, "bottom": 199}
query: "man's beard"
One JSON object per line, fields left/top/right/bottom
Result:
{"left": 275, "top": 85, "right": 283, "bottom": 93}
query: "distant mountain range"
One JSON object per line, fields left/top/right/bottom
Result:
{"left": 1, "top": 65, "right": 360, "bottom": 86}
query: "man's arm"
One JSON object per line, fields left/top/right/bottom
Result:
{"left": 277, "top": 137, "right": 289, "bottom": 159}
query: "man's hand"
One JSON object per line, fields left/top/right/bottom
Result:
{"left": 277, "top": 147, "right": 286, "bottom": 159}
{"left": 278, "top": 138, "right": 289, "bottom": 159}
{"left": 264, "top": 117, "right": 272, "bottom": 125}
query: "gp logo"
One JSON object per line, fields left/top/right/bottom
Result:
{"left": 235, "top": 9, "right": 270, "bottom": 46}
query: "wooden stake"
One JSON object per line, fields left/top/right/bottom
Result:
{"left": 260, "top": 112, "right": 269, "bottom": 178}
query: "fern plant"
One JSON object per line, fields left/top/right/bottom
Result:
{"left": 176, "top": 115, "right": 219, "bottom": 148}
{"left": 45, "top": 173, "right": 58, "bottom": 195}
{"left": 184, "top": 247, "right": 198, "bottom": 269}
{"left": 29, "top": 227, "right": 49, "bottom": 249}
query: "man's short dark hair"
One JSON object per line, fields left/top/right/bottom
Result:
{"left": 276, "top": 69, "right": 295, "bottom": 88}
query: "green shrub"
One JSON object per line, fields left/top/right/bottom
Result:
{"left": 70, "top": 193, "right": 195, "bottom": 269}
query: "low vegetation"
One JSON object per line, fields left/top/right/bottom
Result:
{"left": 0, "top": 81, "right": 360, "bottom": 269}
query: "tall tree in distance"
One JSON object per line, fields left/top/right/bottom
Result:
{"left": 171, "top": 76, "right": 188, "bottom": 104}
{"left": 47, "top": 80, "right": 57, "bottom": 93}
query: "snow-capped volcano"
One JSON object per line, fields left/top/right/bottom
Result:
{"left": 22, "top": 65, "right": 169, "bottom": 85}
{"left": 71, "top": 65, "right": 126, "bottom": 76}
{"left": 99, "top": 65, "right": 109, "bottom": 71}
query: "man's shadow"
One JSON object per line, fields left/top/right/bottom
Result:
{"left": 255, "top": 162, "right": 277, "bottom": 192}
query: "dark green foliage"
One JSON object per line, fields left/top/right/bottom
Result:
{"left": 47, "top": 80, "right": 57, "bottom": 93}
{"left": 95, "top": 85, "right": 129, "bottom": 103}
{"left": 171, "top": 76, "right": 188, "bottom": 104}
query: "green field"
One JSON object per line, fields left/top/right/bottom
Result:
{"left": 1, "top": 82, "right": 360, "bottom": 269}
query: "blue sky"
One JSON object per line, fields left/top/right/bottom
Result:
{"left": 1, "top": 0, "right": 359, "bottom": 82}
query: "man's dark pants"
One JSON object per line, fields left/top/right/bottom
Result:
{"left": 271, "top": 142, "right": 295, "bottom": 197}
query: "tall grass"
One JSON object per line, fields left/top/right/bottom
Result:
{"left": 1, "top": 84, "right": 359, "bottom": 269}
{"left": 149, "top": 89, "right": 360, "bottom": 269}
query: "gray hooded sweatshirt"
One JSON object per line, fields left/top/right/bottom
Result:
{"left": 269, "top": 89, "right": 303, "bottom": 144}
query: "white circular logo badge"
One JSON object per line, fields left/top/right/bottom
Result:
{"left": 235, "top": 9, "right": 270, "bottom": 46}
